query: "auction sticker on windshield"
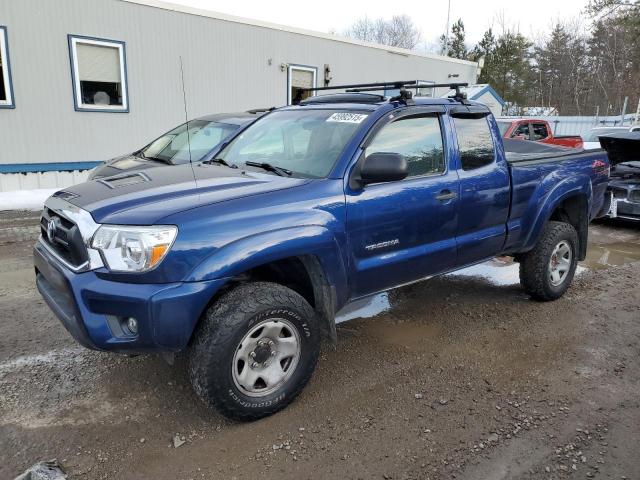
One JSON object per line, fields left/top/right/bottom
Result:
{"left": 326, "top": 113, "right": 368, "bottom": 123}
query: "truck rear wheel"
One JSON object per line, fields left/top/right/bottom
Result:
{"left": 188, "top": 282, "right": 320, "bottom": 421}
{"left": 519, "top": 221, "right": 578, "bottom": 301}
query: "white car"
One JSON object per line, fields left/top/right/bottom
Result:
{"left": 582, "top": 125, "right": 640, "bottom": 150}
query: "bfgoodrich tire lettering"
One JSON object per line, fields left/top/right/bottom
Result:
{"left": 519, "top": 221, "right": 579, "bottom": 301}
{"left": 188, "top": 282, "right": 320, "bottom": 421}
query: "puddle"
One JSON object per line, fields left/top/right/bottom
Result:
{"left": 450, "top": 257, "right": 587, "bottom": 286}
{"left": 367, "top": 320, "right": 442, "bottom": 347}
{"left": 582, "top": 241, "right": 640, "bottom": 269}
{"left": 335, "top": 292, "right": 390, "bottom": 323}
{"left": 334, "top": 224, "right": 639, "bottom": 322}
{"left": 585, "top": 223, "right": 640, "bottom": 268}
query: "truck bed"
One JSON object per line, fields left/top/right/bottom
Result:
{"left": 504, "top": 138, "right": 593, "bottom": 164}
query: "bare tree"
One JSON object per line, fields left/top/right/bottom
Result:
{"left": 344, "top": 15, "right": 421, "bottom": 50}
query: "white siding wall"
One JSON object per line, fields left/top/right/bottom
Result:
{"left": 0, "top": 0, "right": 477, "bottom": 191}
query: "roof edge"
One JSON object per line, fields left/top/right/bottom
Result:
{"left": 118, "top": 0, "right": 478, "bottom": 67}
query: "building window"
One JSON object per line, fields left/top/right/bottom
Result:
{"left": 414, "top": 80, "right": 435, "bottom": 98}
{"left": 68, "top": 35, "right": 128, "bottom": 112}
{"left": 384, "top": 80, "right": 435, "bottom": 99}
{"left": 0, "top": 26, "right": 15, "bottom": 109}
{"left": 288, "top": 65, "right": 316, "bottom": 105}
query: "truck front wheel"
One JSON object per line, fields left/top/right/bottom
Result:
{"left": 188, "top": 282, "right": 320, "bottom": 421}
{"left": 519, "top": 221, "right": 579, "bottom": 301}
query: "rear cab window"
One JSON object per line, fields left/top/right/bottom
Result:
{"left": 453, "top": 116, "right": 496, "bottom": 170}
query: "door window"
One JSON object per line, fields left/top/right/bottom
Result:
{"left": 511, "top": 123, "right": 530, "bottom": 139}
{"left": 366, "top": 116, "right": 445, "bottom": 177}
{"left": 453, "top": 117, "right": 495, "bottom": 170}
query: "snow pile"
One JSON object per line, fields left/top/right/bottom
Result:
{"left": 0, "top": 188, "right": 59, "bottom": 211}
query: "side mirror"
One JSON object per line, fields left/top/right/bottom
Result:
{"left": 359, "top": 152, "right": 408, "bottom": 186}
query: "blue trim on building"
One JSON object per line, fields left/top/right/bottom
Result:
{"left": 0, "top": 162, "right": 102, "bottom": 174}
{"left": 470, "top": 85, "right": 505, "bottom": 107}
{"left": 67, "top": 34, "right": 130, "bottom": 113}
{"left": 0, "top": 26, "right": 16, "bottom": 109}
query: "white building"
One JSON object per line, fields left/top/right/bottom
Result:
{"left": 442, "top": 84, "right": 505, "bottom": 117}
{"left": 0, "top": 0, "right": 478, "bottom": 192}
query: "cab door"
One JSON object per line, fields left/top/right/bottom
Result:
{"left": 450, "top": 109, "right": 510, "bottom": 266}
{"left": 345, "top": 109, "right": 460, "bottom": 298}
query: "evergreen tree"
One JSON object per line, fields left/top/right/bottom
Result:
{"left": 440, "top": 19, "right": 468, "bottom": 59}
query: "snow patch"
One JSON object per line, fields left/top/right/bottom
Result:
{"left": 0, "top": 188, "right": 58, "bottom": 211}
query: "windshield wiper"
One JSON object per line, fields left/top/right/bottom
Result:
{"left": 245, "top": 161, "right": 292, "bottom": 177}
{"left": 204, "top": 158, "right": 237, "bottom": 168}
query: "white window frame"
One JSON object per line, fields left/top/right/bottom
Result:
{"left": 415, "top": 80, "right": 435, "bottom": 98}
{"left": 287, "top": 64, "right": 317, "bottom": 105}
{"left": 383, "top": 80, "right": 435, "bottom": 99}
{"left": 0, "top": 26, "right": 15, "bottom": 109}
{"left": 68, "top": 35, "right": 129, "bottom": 113}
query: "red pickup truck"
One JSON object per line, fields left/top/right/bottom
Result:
{"left": 497, "top": 119, "right": 583, "bottom": 149}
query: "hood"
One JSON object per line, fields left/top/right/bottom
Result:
{"left": 60, "top": 163, "right": 309, "bottom": 224}
{"left": 599, "top": 132, "right": 640, "bottom": 166}
{"left": 89, "top": 154, "right": 162, "bottom": 179}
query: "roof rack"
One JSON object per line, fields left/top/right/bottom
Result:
{"left": 294, "top": 81, "right": 470, "bottom": 106}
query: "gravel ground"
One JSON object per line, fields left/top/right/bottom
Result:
{"left": 1, "top": 215, "right": 639, "bottom": 480}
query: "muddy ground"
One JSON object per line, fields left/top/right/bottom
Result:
{"left": 1, "top": 214, "right": 639, "bottom": 480}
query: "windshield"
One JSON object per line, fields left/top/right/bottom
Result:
{"left": 216, "top": 110, "right": 369, "bottom": 178}
{"left": 141, "top": 120, "right": 239, "bottom": 164}
{"left": 583, "top": 128, "right": 625, "bottom": 143}
{"left": 496, "top": 121, "right": 511, "bottom": 136}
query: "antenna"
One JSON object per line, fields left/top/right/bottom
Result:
{"left": 179, "top": 56, "right": 193, "bottom": 165}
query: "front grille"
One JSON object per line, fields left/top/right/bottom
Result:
{"left": 630, "top": 189, "right": 640, "bottom": 202}
{"left": 40, "top": 207, "right": 89, "bottom": 268}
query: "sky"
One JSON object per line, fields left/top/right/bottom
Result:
{"left": 165, "top": 0, "right": 591, "bottom": 50}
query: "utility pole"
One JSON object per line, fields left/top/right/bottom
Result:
{"left": 442, "top": 0, "right": 451, "bottom": 56}
{"left": 620, "top": 96, "right": 628, "bottom": 125}
{"left": 635, "top": 98, "right": 640, "bottom": 125}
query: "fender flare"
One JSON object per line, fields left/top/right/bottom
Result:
{"left": 523, "top": 174, "right": 592, "bottom": 256}
{"left": 186, "top": 225, "right": 349, "bottom": 342}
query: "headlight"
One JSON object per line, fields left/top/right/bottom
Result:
{"left": 91, "top": 225, "right": 177, "bottom": 272}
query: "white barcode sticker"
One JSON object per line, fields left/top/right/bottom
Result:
{"left": 326, "top": 113, "right": 368, "bottom": 123}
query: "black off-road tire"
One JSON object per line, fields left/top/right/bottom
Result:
{"left": 519, "top": 221, "right": 579, "bottom": 301}
{"left": 188, "top": 282, "right": 320, "bottom": 421}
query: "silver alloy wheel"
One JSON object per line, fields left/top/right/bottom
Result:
{"left": 232, "top": 318, "right": 301, "bottom": 397}
{"left": 548, "top": 240, "right": 572, "bottom": 286}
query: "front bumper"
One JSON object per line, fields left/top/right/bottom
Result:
{"left": 608, "top": 197, "right": 640, "bottom": 221}
{"left": 34, "top": 239, "right": 227, "bottom": 353}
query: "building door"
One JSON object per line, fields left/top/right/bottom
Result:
{"left": 288, "top": 65, "right": 316, "bottom": 104}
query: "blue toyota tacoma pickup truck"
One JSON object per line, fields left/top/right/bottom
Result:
{"left": 34, "top": 82, "right": 611, "bottom": 420}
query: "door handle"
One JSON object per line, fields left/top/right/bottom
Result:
{"left": 435, "top": 190, "right": 458, "bottom": 201}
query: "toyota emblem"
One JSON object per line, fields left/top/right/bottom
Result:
{"left": 47, "top": 217, "right": 60, "bottom": 243}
